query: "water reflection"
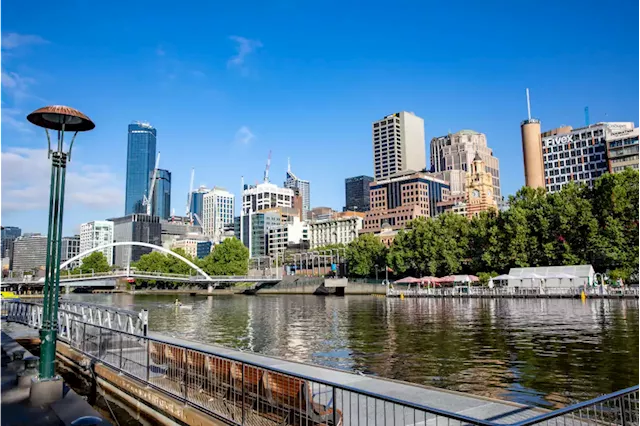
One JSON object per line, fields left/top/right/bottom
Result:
{"left": 68, "top": 294, "right": 638, "bottom": 408}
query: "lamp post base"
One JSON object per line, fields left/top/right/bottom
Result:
{"left": 29, "top": 376, "right": 63, "bottom": 407}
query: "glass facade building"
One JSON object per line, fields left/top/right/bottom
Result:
{"left": 345, "top": 175, "right": 374, "bottom": 212}
{"left": 1, "top": 226, "right": 22, "bottom": 258}
{"left": 125, "top": 122, "right": 157, "bottom": 215}
{"left": 153, "top": 168, "right": 171, "bottom": 220}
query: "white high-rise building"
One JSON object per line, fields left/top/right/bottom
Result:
{"left": 242, "top": 182, "right": 294, "bottom": 215}
{"left": 80, "top": 221, "right": 114, "bottom": 265}
{"left": 373, "top": 111, "right": 426, "bottom": 180}
{"left": 202, "top": 187, "right": 235, "bottom": 242}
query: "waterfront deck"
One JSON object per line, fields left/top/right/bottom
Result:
{"left": 387, "top": 287, "right": 639, "bottom": 299}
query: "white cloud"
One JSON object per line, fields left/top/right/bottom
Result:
{"left": 1, "top": 33, "right": 48, "bottom": 50}
{"left": 1, "top": 108, "right": 33, "bottom": 133}
{"left": 1, "top": 70, "right": 36, "bottom": 101}
{"left": 227, "top": 36, "right": 262, "bottom": 74}
{"left": 234, "top": 126, "right": 255, "bottom": 144}
{"left": 1, "top": 147, "right": 124, "bottom": 212}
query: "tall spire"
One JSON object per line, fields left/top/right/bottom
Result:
{"left": 287, "top": 157, "right": 291, "bottom": 173}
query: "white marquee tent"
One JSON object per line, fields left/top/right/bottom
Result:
{"left": 507, "top": 265, "right": 595, "bottom": 288}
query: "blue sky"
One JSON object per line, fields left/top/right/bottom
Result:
{"left": 2, "top": 0, "right": 638, "bottom": 235}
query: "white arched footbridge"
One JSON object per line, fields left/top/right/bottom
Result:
{"left": 4, "top": 241, "right": 281, "bottom": 287}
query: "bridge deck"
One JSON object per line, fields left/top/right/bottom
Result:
{"left": 151, "top": 332, "right": 546, "bottom": 424}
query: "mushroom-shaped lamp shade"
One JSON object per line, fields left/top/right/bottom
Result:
{"left": 27, "top": 105, "right": 95, "bottom": 132}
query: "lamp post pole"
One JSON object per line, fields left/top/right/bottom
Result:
{"left": 27, "top": 106, "right": 95, "bottom": 381}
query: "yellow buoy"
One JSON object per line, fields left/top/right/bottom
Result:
{"left": 581, "top": 291, "right": 586, "bottom": 302}
{"left": 400, "top": 293, "right": 405, "bottom": 300}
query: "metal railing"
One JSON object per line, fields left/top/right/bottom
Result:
{"left": 4, "top": 300, "right": 147, "bottom": 335}
{"left": 64, "top": 319, "right": 500, "bottom": 426}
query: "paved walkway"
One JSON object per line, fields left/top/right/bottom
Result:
{"left": 1, "top": 325, "right": 109, "bottom": 426}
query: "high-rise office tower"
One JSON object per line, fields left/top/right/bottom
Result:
{"left": 109, "top": 214, "right": 161, "bottom": 267}
{"left": 189, "top": 185, "right": 209, "bottom": 221}
{"left": 61, "top": 235, "right": 81, "bottom": 268}
{"left": 520, "top": 89, "right": 545, "bottom": 188}
{"left": 430, "top": 130, "right": 501, "bottom": 202}
{"left": 10, "top": 234, "right": 47, "bottom": 272}
{"left": 372, "top": 111, "right": 426, "bottom": 180}
{"left": 1, "top": 226, "right": 22, "bottom": 258}
{"left": 80, "top": 221, "right": 114, "bottom": 265}
{"left": 284, "top": 160, "right": 310, "bottom": 219}
{"left": 344, "top": 175, "right": 374, "bottom": 212}
{"left": 125, "top": 122, "right": 157, "bottom": 215}
{"left": 202, "top": 187, "right": 235, "bottom": 242}
{"left": 152, "top": 168, "right": 171, "bottom": 219}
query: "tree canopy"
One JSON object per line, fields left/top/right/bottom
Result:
{"left": 77, "top": 251, "right": 110, "bottom": 274}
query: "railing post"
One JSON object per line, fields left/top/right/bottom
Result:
{"left": 146, "top": 339, "right": 151, "bottom": 382}
{"left": 119, "top": 332, "right": 124, "bottom": 369}
{"left": 82, "top": 322, "right": 87, "bottom": 352}
{"left": 98, "top": 327, "right": 102, "bottom": 358}
{"left": 183, "top": 349, "right": 188, "bottom": 401}
{"left": 241, "top": 362, "right": 246, "bottom": 425}
{"left": 332, "top": 386, "right": 337, "bottom": 426}
{"left": 620, "top": 397, "right": 628, "bottom": 426}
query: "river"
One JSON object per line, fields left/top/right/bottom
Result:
{"left": 67, "top": 293, "right": 639, "bottom": 409}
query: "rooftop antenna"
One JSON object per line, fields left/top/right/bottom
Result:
{"left": 584, "top": 106, "right": 590, "bottom": 126}
{"left": 287, "top": 157, "right": 291, "bottom": 173}
{"left": 186, "top": 167, "right": 195, "bottom": 223}
{"left": 263, "top": 150, "right": 272, "bottom": 183}
{"left": 526, "top": 88, "right": 532, "bottom": 120}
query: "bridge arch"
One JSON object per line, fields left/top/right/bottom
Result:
{"left": 59, "top": 241, "right": 212, "bottom": 281}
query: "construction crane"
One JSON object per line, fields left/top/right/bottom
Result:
{"left": 185, "top": 168, "right": 195, "bottom": 223}
{"left": 263, "top": 150, "right": 272, "bottom": 183}
{"left": 142, "top": 152, "right": 160, "bottom": 216}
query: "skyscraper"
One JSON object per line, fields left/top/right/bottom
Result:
{"left": 202, "top": 187, "right": 235, "bottom": 242}
{"left": 430, "top": 130, "right": 501, "bottom": 202}
{"left": 109, "top": 214, "right": 161, "bottom": 267}
{"left": 284, "top": 160, "right": 310, "bottom": 218}
{"left": 10, "top": 234, "right": 47, "bottom": 272}
{"left": 61, "top": 235, "right": 81, "bottom": 268}
{"left": 125, "top": 122, "right": 157, "bottom": 215}
{"left": 152, "top": 168, "right": 171, "bottom": 219}
{"left": 372, "top": 111, "right": 426, "bottom": 180}
{"left": 189, "top": 185, "right": 209, "bottom": 223}
{"left": 344, "top": 175, "right": 373, "bottom": 212}
{"left": 1, "top": 226, "right": 21, "bottom": 258}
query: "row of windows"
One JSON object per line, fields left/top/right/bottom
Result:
{"left": 544, "top": 138, "right": 604, "bottom": 150}
{"left": 609, "top": 137, "right": 639, "bottom": 148}
{"left": 612, "top": 155, "right": 639, "bottom": 163}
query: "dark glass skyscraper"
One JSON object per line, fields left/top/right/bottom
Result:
{"left": 345, "top": 175, "right": 373, "bottom": 212}
{"left": 125, "top": 122, "right": 157, "bottom": 215}
{"left": 1, "top": 226, "right": 22, "bottom": 258}
{"left": 152, "top": 169, "right": 171, "bottom": 219}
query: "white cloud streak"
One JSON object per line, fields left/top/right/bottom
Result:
{"left": 234, "top": 126, "right": 255, "bottom": 145}
{"left": 1, "top": 33, "right": 48, "bottom": 50}
{"left": 1, "top": 148, "right": 124, "bottom": 212}
{"left": 227, "top": 36, "right": 262, "bottom": 74}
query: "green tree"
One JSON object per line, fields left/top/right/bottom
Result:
{"left": 201, "top": 238, "right": 249, "bottom": 276}
{"left": 135, "top": 251, "right": 169, "bottom": 273}
{"left": 165, "top": 248, "right": 197, "bottom": 274}
{"left": 345, "top": 234, "right": 387, "bottom": 277}
{"left": 78, "top": 251, "right": 110, "bottom": 274}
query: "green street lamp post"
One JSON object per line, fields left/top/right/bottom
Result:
{"left": 27, "top": 106, "right": 95, "bottom": 380}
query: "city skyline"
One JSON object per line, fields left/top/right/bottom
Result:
{"left": 2, "top": 0, "right": 638, "bottom": 234}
